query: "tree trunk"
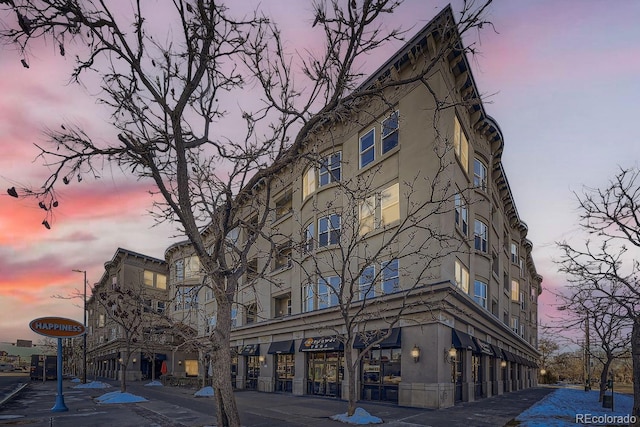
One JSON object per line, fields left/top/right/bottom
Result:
{"left": 120, "top": 350, "right": 128, "bottom": 393}
{"left": 151, "top": 355, "right": 156, "bottom": 381}
{"left": 345, "top": 344, "right": 357, "bottom": 417}
{"left": 210, "top": 299, "right": 240, "bottom": 427}
{"left": 598, "top": 358, "right": 611, "bottom": 402}
{"left": 632, "top": 320, "right": 640, "bottom": 426}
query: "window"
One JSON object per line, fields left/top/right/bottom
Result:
{"left": 144, "top": 270, "right": 166, "bottom": 289}
{"left": 156, "top": 274, "right": 167, "bottom": 290}
{"left": 359, "top": 183, "right": 400, "bottom": 235}
{"left": 185, "top": 255, "right": 200, "bottom": 279}
{"left": 520, "top": 257, "right": 526, "bottom": 276}
{"left": 520, "top": 291, "right": 526, "bottom": 310}
{"left": 381, "top": 183, "right": 400, "bottom": 226}
{"left": 318, "top": 214, "right": 341, "bottom": 247}
{"left": 175, "top": 286, "right": 198, "bottom": 311}
{"left": 454, "top": 193, "right": 468, "bottom": 235}
{"left": 144, "top": 271, "right": 155, "bottom": 287}
{"left": 474, "top": 219, "right": 488, "bottom": 253}
{"left": 473, "top": 159, "right": 487, "bottom": 191}
{"left": 143, "top": 299, "right": 152, "bottom": 313}
{"left": 491, "top": 252, "right": 499, "bottom": 277}
{"left": 304, "top": 222, "right": 315, "bottom": 253}
{"left": 303, "top": 167, "right": 316, "bottom": 199}
{"left": 275, "top": 191, "right": 292, "bottom": 220}
{"left": 274, "top": 294, "right": 291, "bottom": 318}
{"left": 303, "top": 284, "right": 314, "bottom": 313}
{"left": 319, "top": 152, "right": 341, "bottom": 186}
{"left": 520, "top": 324, "right": 525, "bottom": 338}
{"left": 454, "top": 260, "right": 469, "bottom": 293}
{"left": 453, "top": 116, "right": 469, "bottom": 173}
{"left": 382, "top": 111, "right": 399, "bottom": 153}
{"left": 274, "top": 241, "right": 292, "bottom": 270}
{"left": 174, "top": 259, "right": 184, "bottom": 282}
{"left": 382, "top": 259, "right": 400, "bottom": 294}
{"left": 231, "top": 305, "right": 237, "bottom": 328}
{"left": 473, "top": 280, "right": 488, "bottom": 309}
{"left": 360, "top": 129, "right": 375, "bottom": 168}
{"left": 510, "top": 242, "right": 518, "bottom": 264}
{"left": 245, "top": 303, "right": 257, "bottom": 324}
{"left": 156, "top": 301, "right": 165, "bottom": 313}
{"left": 318, "top": 276, "right": 340, "bottom": 309}
{"left": 359, "top": 265, "right": 376, "bottom": 300}
{"left": 511, "top": 280, "right": 520, "bottom": 302}
{"left": 530, "top": 286, "right": 537, "bottom": 301}
{"left": 226, "top": 227, "right": 240, "bottom": 247}
{"left": 98, "top": 314, "right": 105, "bottom": 328}
{"left": 511, "top": 317, "right": 519, "bottom": 334}
{"left": 359, "top": 196, "right": 376, "bottom": 236}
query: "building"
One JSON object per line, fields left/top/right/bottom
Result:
{"left": 162, "top": 5, "right": 542, "bottom": 410}
{"left": 86, "top": 248, "right": 170, "bottom": 381}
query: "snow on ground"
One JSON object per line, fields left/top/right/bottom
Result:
{"left": 194, "top": 386, "right": 214, "bottom": 397}
{"left": 73, "top": 381, "right": 111, "bottom": 389}
{"left": 516, "top": 388, "right": 634, "bottom": 427}
{"left": 330, "top": 408, "right": 382, "bottom": 425}
{"left": 144, "top": 380, "right": 163, "bottom": 387}
{"left": 70, "top": 378, "right": 81, "bottom": 383}
{"left": 95, "top": 391, "right": 148, "bottom": 404}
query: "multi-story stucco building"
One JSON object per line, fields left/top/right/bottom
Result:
{"left": 86, "top": 248, "right": 169, "bottom": 381}
{"left": 162, "top": 5, "right": 542, "bottom": 410}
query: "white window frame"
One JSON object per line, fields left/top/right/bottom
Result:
{"left": 455, "top": 193, "right": 468, "bottom": 235}
{"left": 511, "top": 279, "right": 520, "bottom": 302}
{"left": 382, "top": 259, "right": 400, "bottom": 294}
{"left": 381, "top": 183, "right": 400, "bottom": 226}
{"left": 473, "top": 280, "right": 488, "bottom": 309}
{"left": 474, "top": 219, "right": 488, "bottom": 253}
{"left": 304, "top": 222, "right": 315, "bottom": 253}
{"left": 303, "top": 284, "right": 314, "bottom": 313}
{"left": 510, "top": 242, "right": 519, "bottom": 264}
{"left": 359, "top": 128, "right": 375, "bottom": 168}
{"left": 381, "top": 111, "right": 399, "bottom": 154}
{"left": 359, "top": 265, "right": 376, "bottom": 300}
{"left": 511, "top": 316, "right": 519, "bottom": 334}
{"left": 473, "top": 158, "right": 488, "bottom": 191}
{"left": 318, "top": 152, "right": 341, "bottom": 187}
{"left": 318, "top": 276, "right": 340, "bottom": 309}
{"left": 318, "top": 214, "right": 341, "bottom": 247}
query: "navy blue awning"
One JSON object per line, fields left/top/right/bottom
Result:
{"left": 299, "top": 336, "right": 343, "bottom": 352}
{"left": 452, "top": 330, "right": 479, "bottom": 352}
{"left": 353, "top": 328, "right": 401, "bottom": 349}
{"left": 268, "top": 340, "right": 295, "bottom": 354}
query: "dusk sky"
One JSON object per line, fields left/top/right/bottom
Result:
{"left": 1, "top": 0, "right": 639, "bottom": 344}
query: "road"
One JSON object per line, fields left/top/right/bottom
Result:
{"left": 0, "top": 372, "right": 30, "bottom": 405}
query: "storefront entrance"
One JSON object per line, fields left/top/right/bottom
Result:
{"left": 306, "top": 351, "right": 343, "bottom": 397}
{"left": 239, "top": 344, "right": 260, "bottom": 390}
{"left": 268, "top": 339, "right": 296, "bottom": 393}
{"left": 472, "top": 353, "right": 482, "bottom": 399}
{"left": 452, "top": 349, "right": 463, "bottom": 402}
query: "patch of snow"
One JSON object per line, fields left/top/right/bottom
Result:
{"left": 144, "top": 380, "right": 163, "bottom": 387}
{"left": 70, "top": 378, "right": 81, "bottom": 383}
{"left": 195, "top": 386, "right": 214, "bottom": 397}
{"left": 95, "top": 391, "right": 148, "bottom": 404}
{"left": 73, "top": 381, "right": 112, "bottom": 389}
{"left": 330, "top": 407, "right": 382, "bottom": 425}
{"left": 516, "top": 388, "right": 634, "bottom": 427}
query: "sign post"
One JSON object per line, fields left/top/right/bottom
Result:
{"left": 29, "top": 317, "right": 86, "bottom": 413}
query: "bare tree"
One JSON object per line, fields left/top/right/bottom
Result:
{"left": 557, "top": 166, "right": 640, "bottom": 422}
{"left": 1, "top": 0, "right": 492, "bottom": 424}
{"left": 537, "top": 335, "right": 559, "bottom": 383}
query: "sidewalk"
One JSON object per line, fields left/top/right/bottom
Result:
{"left": 0, "top": 379, "right": 553, "bottom": 426}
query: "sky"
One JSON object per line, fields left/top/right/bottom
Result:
{"left": 1, "top": 0, "right": 639, "bottom": 345}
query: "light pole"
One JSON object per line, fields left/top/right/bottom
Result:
{"left": 72, "top": 269, "right": 87, "bottom": 384}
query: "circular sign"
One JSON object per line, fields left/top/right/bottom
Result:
{"left": 29, "top": 317, "right": 85, "bottom": 338}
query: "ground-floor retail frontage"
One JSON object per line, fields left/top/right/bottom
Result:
{"left": 230, "top": 322, "right": 539, "bottom": 409}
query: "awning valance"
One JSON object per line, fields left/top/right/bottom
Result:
{"left": 452, "top": 330, "right": 479, "bottom": 352}
{"left": 299, "top": 336, "right": 344, "bottom": 352}
{"left": 473, "top": 338, "right": 494, "bottom": 356}
{"left": 503, "top": 350, "right": 517, "bottom": 362}
{"left": 239, "top": 344, "right": 260, "bottom": 356}
{"left": 353, "top": 328, "right": 401, "bottom": 349}
{"left": 490, "top": 345, "right": 504, "bottom": 359}
{"left": 267, "top": 340, "right": 295, "bottom": 354}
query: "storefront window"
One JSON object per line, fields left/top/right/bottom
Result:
{"left": 275, "top": 354, "right": 294, "bottom": 393}
{"left": 306, "top": 352, "right": 343, "bottom": 398}
{"left": 361, "top": 348, "right": 401, "bottom": 403}
{"left": 246, "top": 356, "right": 260, "bottom": 390}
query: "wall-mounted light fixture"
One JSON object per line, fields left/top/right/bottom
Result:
{"left": 445, "top": 347, "right": 457, "bottom": 364}
{"left": 118, "top": 358, "right": 123, "bottom": 364}
{"left": 410, "top": 345, "right": 420, "bottom": 363}
{"left": 178, "top": 360, "right": 183, "bottom": 366}
{"left": 500, "top": 360, "right": 507, "bottom": 368}
{"left": 540, "top": 368, "right": 546, "bottom": 376}
{"left": 132, "top": 358, "right": 137, "bottom": 364}
{"left": 258, "top": 355, "right": 265, "bottom": 364}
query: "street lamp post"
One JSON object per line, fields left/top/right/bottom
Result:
{"left": 72, "top": 269, "right": 87, "bottom": 384}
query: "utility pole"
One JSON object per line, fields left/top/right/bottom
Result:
{"left": 73, "top": 269, "right": 87, "bottom": 384}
